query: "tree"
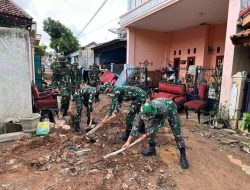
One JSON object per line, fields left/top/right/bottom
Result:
{"left": 43, "top": 17, "right": 80, "bottom": 55}
{"left": 35, "top": 44, "right": 47, "bottom": 56}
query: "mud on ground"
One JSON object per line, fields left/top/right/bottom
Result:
{"left": 0, "top": 95, "right": 250, "bottom": 190}
{"left": 0, "top": 95, "right": 176, "bottom": 190}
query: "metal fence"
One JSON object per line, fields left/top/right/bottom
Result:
{"left": 160, "top": 66, "right": 222, "bottom": 100}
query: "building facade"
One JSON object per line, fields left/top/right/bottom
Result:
{"left": 0, "top": 0, "right": 39, "bottom": 128}
{"left": 121, "top": 0, "right": 250, "bottom": 128}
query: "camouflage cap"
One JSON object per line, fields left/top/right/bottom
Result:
{"left": 58, "top": 55, "right": 67, "bottom": 63}
{"left": 72, "top": 61, "right": 79, "bottom": 66}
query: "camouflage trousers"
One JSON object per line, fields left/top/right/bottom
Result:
{"left": 74, "top": 100, "right": 90, "bottom": 127}
{"left": 138, "top": 112, "right": 185, "bottom": 149}
{"left": 126, "top": 100, "right": 145, "bottom": 131}
{"left": 61, "top": 96, "right": 70, "bottom": 115}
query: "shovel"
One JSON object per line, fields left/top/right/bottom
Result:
{"left": 103, "top": 135, "right": 147, "bottom": 160}
{"left": 86, "top": 115, "right": 116, "bottom": 137}
{"left": 85, "top": 120, "right": 93, "bottom": 132}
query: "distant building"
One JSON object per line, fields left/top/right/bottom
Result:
{"left": 78, "top": 42, "right": 97, "bottom": 70}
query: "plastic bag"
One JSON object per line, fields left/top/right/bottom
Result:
{"left": 36, "top": 121, "right": 50, "bottom": 136}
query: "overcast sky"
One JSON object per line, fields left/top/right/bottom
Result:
{"left": 14, "top": 0, "right": 127, "bottom": 49}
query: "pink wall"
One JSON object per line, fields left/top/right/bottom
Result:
{"left": 127, "top": 28, "right": 167, "bottom": 71}
{"left": 168, "top": 25, "right": 208, "bottom": 67}
{"left": 206, "top": 23, "right": 227, "bottom": 68}
{"left": 127, "top": 24, "right": 227, "bottom": 72}
{"left": 220, "top": 0, "right": 241, "bottom": 105}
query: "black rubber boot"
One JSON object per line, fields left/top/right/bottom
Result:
{"left": 179, "top": 148, "right": 189, "bottom": 169}
{"left": 63, "top": 109, "right": 68, "bottom": 117}
{"left": 75, "top": 125, "right": 81, "bottom": 133}
{"left": 141, "top": 144, "right": 156, "bottom": 157}
{"left": 119, "top": 130, "right": 131, "bottom": 141}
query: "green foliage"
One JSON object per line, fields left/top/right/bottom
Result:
{"left": 240, "top": 113, "right": 250, "bottom": 132}
{"left": 211, "top": 66, "right": 223, "bottom": 94}
{"left": 212, "top": 103, "right": 231, "bottom": 127}
{"left": 35, "top": 44, "right": 47, "bottom": 56}
{"left": 43, "top": 17, "right": 80, "bottom": 55}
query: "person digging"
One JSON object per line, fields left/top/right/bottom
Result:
{"left": 122, "top": 98, "right": 189, "bottom": 169}
{"left": 73, "top": 82, "right": 113, "bottom": 132}
{"left": 102, "top": 85, "right": 147, "bottom": 141}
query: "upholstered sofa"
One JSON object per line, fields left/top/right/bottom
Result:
{"left": 151, "top": 83, "right": 186, "bottom": 107}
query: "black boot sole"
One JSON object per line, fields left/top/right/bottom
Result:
{"left": 140, "top": 150, "right": 156, "bottom": 157}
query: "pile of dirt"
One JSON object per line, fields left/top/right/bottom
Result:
{"left": 0, "top": 95, "right": 176, "bottom": 190}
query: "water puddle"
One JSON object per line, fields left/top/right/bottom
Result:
{"left": 227, "top": 155, "right": 250, "bottom": 176}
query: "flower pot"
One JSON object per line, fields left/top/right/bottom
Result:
{"left": 18, "top": 113, "right": 41, "bottom": 133}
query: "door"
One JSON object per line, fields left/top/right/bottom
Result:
{"left": 174, "top": 58, "right": 180, "bottom": 79}
{"left": 34, "top": 54, "right": 42, "bottom": 91}
{"left": 187, "top": 57, "right": 195, "bottom": 70}
{"left": 216, "top": 56, "right": 224, "bottom": 68}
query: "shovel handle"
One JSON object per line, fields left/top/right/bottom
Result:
{"left": 103, "top": 135, "right": 146, "bottom": 160}
{"left": 86, "top": 115, "right": 116, "bottom": 136}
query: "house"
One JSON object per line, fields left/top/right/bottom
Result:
{"left": 121, "top": 0, "right": 227, "bottom": 71}
{"left": 120, "top": 0, "right": 250, "bottom": 128}
{"left": 92, "top": 39, "right": 127, "bottom": 72}
{"left": 0, "top": 0, "right": 40, "bottom": 129}
{"left": 78, "top": 42, "right": 97, "bottom": 70}
{"left": 69, "top": 51, "right": 79, "bottom": 64}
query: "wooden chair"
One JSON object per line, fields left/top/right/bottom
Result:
{"left": 184, "top": 83, "right": 207, "bottom": 123}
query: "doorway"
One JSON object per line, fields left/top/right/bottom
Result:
{"left": 187, "top": 56, "right": 195, "bottom": 70}
{"left": 174, "top": 58, "right": 180, "bottom": 79}
{"left": 216, "top": 56, "right": 224, "bottom": 68}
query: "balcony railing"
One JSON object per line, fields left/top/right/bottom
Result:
{"left": 120, "top": 0, "right": 178, "bottom": 26}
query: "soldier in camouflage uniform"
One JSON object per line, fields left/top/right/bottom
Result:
{"left": 104, "top": 86, "right": 147, "bottom": 141}
{"left": 74, "top": 83, "right": 112, "bottom": 132}
{"left": 70, "top": 61, "right": 81, "bottom": 96}
{"left": 122, "top": 98, "right": 189, "bottom": 169}
{"left": 52, "top": 56, "right": 71, "bottom": 116}
{"left": 88, "top": 63, "right": 100, "bottom": 87}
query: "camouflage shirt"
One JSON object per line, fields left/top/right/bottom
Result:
{"left": 130, "top": 98, "right": 181, "bottom": 137}
{"left": 53, "top": 65, "right": 71, "bottom": 84}
{"left": 107, "top": 86, "right": 147, "bottom": 116}
{"left": 88, "top": 66, "right": 100, "bottom": 84}
{"left": 74, "top": 86, "right": 100, "bottom": 113}
{"left": 71, "top": 67, "right": 81, "bottom": 85}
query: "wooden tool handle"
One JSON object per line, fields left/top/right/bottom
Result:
{"left": 86, "top": 115, "right": 116, "bottom": 136}
{"left": 103, "top": 136, "right": 146, "bottom": 160}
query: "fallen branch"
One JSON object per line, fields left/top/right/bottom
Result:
{"left": 86, "top": 115, "right": 116, "bottom": 136}
{"left": 103, "top": 135, "right": 147, "bottom": 160}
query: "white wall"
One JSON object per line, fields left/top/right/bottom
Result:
{"left": 0, "top": 27, "right": 32, "bottom": 127}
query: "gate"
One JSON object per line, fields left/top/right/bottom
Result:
{"left": 34, "top": 54, "right": 42, "bottom": 91}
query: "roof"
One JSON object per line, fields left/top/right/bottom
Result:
{"left": 81, "top": 42, "right": 97, "bottom": 49}
{"left": 92, "top": 39, "right": 127, "bottom": 51}
{"left": 231, "top": 29, "right": 250, "bottom": 46}
{"left": 0, "top": 0, "right": 33, "bottom": 29}
{"left": 0, "top": 0, "right": 32, "bottom": 19}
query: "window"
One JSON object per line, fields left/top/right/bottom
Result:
{"left": 179, "top": 50, "right": 181, "bottom": 55}
{"left": 193, "top": 48, "right": 196, "bottom": 54}
{"left": 188, "top": 49, "right": 190, "bottom": 54}
{"left": 174, "top": 50, "right": 176, "bottom": 56}
{"left": 217, "top": 47, "right": 220, "bottom": 53}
